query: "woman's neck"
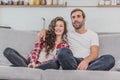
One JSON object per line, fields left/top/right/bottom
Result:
{"left": 55, "top": 35, "right": 62, "bottom": 46}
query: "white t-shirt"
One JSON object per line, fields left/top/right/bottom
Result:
{"left": 38, "top": 48, "right": 56, "bottom": 62}
{"left": 68, "top": 29, "right": 99, "bottom": 58}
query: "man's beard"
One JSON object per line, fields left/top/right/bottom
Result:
{"left": 72, "top": 21, "right": 84, "bottom": 30}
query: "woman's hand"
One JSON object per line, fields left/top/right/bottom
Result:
{"left": 28, "top": 62, "right": 36, "bottom": 68}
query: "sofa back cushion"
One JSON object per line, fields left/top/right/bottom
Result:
{"left": 99, "top": 34, "right": 120, "bottom": 61}
{"left": 0, "top": 29, "right": 37, "bottom": 65}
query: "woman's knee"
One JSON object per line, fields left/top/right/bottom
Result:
{"left": 3, "top": 47, "right": 14, "bottom": 56}
{"left": 3, "top": 47, "right": 11, "bottom": 55}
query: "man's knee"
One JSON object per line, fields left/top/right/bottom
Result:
{"left": 57, "top": 48, "right": 72, "bottom": 59}
{"left": 102, "top": 54, "right": 115, "bottom": 66}
{"left": 102, "top": 55, "right": 115, "bottom": 61}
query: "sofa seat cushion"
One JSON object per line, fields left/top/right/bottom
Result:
{"left": 0, "top": 66, "right": 43, "bottom": 80}
{"left": 42, "top": 69, "right": 120, "bottom": 80}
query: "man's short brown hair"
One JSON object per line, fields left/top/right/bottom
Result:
{"left": 71, "top": 8, "right": 86, "bottom": 18}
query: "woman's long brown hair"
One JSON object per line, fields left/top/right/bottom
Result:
{"left": 45, "top": 17, "right": 68, "bottom": 57}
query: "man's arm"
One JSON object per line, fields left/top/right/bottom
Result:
{"left": 36, "top": 29, "right": 48, "bottom": 43}
{"left": 77, "top": 45, "right": 99, "bottom": 70}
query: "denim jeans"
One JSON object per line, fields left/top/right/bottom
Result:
{"left": 3, "top": 47, "right": 115, "bottom": 70}
{"left": 3, "top": 47, "right": 60, "bottom": 70}
{"left": 3, "top": 48, "right": 29, "bottom": 67}
{"left": 36, "top": 60, "right": 60, "bottom": 70}
{"left": 57, "top": 48, "right": 115, "bottom": 70}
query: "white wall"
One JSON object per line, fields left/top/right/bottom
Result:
{"left": 0, "top": 0, "right": 120, "bottom": 32}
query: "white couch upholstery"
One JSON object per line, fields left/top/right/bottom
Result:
{"left": 0, "top": 28, "right": 120, "bottom": 80}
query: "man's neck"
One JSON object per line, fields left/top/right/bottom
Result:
{"left": 75, "top": 26, "right": 87, "bottom": 34}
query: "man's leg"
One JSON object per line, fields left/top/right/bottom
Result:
{"left": 87, "top": 54, "right": 115, "bottom": 70}
{"left": 36, "top": 60, "right": 60, "bottom": 70}
{"left": 57, "top": 48, "right": 83, "bottom": 70}
{"left": 3, "top": 47, "right": 28, "bottom": 67}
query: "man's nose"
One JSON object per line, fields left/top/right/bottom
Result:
{"left": 73, "top": 17, "right": 78, "bottom": 22}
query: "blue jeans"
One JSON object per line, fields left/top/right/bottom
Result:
{"left": 57, "top": 48, "right": 115, "bottom": 70}
{"left": 36, "top": 60, "right": 60, "bottom": 70}
{"left": 3, "top": 47, "right": 115, "bottom": 70}
{"left": 3, "top": 47, "right": 60, "bottom": 70}
{"left": 3, "top": 48, "right": 29, "bottom": 67}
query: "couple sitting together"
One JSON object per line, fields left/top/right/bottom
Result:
{"left": 3, "top": 8, "right": 115, "bottom": 70}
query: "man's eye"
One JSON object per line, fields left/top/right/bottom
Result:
{"left": 72, "top": 16, "right": 75, "bottom": 19}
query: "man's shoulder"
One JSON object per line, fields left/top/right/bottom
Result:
{"left": 87, "top": 29, "right": 98, "bottom": 36}
{"left": 68, "top": 30, "right": 76, "bottom": 35}
{"left": 67, "top": 29, "right": 98, "bottom": 36}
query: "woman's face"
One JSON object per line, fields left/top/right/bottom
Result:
{"left": 54, "top": 20, "right": 65, "bottom": 36}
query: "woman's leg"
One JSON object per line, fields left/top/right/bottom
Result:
{"left": 3, "top": 47, "right": 29, "bottom": 67}
{"left": 36, "top": 60, "right": 60, "bottom": 70}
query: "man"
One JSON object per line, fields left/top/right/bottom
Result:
{"left": 38, "top": 8, "right": 115, "bottom": 70}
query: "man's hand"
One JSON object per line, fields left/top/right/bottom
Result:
{"left": 36, "top": 29, "right": 47, "bottom": 43}
{"left": 77, "top": 60, "right": 89, "bottom": 70}
{"left": 77, "top": 45, "right": 99, "bottom": 70}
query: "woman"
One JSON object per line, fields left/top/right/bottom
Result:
{"left": 3, "top": 17, "right": 69, "bottom": 70}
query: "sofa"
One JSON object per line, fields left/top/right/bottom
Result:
{"left": 0, "top": 28, "right": 120, "bottom": 80}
